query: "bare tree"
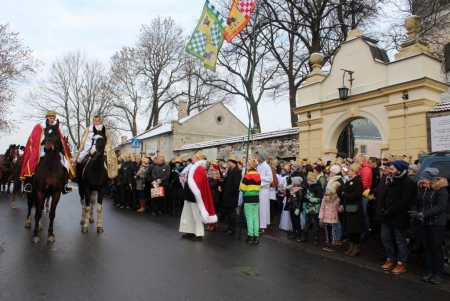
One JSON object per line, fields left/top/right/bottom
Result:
{"left": 381, "top": 0, "right": 450, "bottom": 66}
{"left": 168, "top": 54, "right": 232, "bottom": 116}
{"left": 23, "top": 50, "right": 118, "bottom": 149}
{"left": 135, "top": 16, "right": 187, "bottom": 130}
{"left": 109, "top": 47, "right": 144, "bottom": 137}
{"left": 261, "top": 0, "right": 383, "bottom": 126}
{"left": 0, "top": 23, "right": 41, "bottom": 134}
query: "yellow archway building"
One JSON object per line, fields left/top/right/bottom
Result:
{"left": 293, "top": 17, "right": 449, "bottom": 162}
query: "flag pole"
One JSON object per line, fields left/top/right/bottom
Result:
{"left": 239, "top": 0, "right": 260, "bottom": 242}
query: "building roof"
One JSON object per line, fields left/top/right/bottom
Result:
{"left": 134, "top": 122, "right": 172, "bottom": 140}
{"left": 174, "top": 127, "right": 299, "bottom": 151}
{"left": 428, "top": 101, "right": 450, "bottom": 113}
{"left": 352, "top": 118, "right": 381, "bottom": 139}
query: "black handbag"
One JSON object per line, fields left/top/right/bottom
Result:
{"left": 346, "top": 204, "right": 358, "bottom": 213}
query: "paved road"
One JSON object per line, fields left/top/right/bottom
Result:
{"left": 1, "top": 189, "right": 449, "bottom": 300}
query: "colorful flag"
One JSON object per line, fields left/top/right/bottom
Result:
{"left": 223, "top": 0, "right": 256, "bottom": 43}
{"left": 186, "top": 0, "right": 225, "bottom": 72}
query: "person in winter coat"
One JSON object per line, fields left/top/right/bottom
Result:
{"left": 135, "top": 158, "right": 150, "bottom": 213}
{"left": 298, "top": 172, "right": 323, "bottom": 245}
{"left": 119, "top": 154, "right": 132, "bottom": 209}
{"left": 356, "top": 156, "right": 372, "bottom": 239}
{"left": 168, "top": 157, "right": 185, "bottom": 216}
{"left": 340, "top": 163, "right": 365, "bottom": 257}
{"left": 240, "top": 159, "right": 261, "bottom": 244}
{"left": 206, "top": 161, "right": 221, "bottom": 231}
{"left": 379, "top": 160, "right": 415, "bottom": 275}
{"left": 287, "top": 176, "right": 303, "bottom": 240}
{"left": 151, "top": 155, "right": 171, "bottom": 216}
{"left": 411, "top": 167, "right": 448, "bottom": 284}
{"left": 221, "top": 154, "right": 242, "bottom": 235}
{"left": 319, "top": 181, "right": 341, "bottom": 252}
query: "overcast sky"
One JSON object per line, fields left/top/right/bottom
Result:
{"left": 0, "top": 0, "right": 291, "bottom": 151}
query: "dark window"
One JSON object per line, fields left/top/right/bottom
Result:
{"left": 361, "top": 145, "right": 367, "bottom": 154}
{"left": 445, "top": 43, "right": 450, "bottom": 73}
{"left": 430, "top": 161, "right": 450, "bottom": 179}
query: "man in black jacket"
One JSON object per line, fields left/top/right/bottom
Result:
{"left": 151, "top": 154, "right": 171, "bottom": 216}
{"left": 379, "top": 160, "right": 415, "bottom": 275}
{"left": 221, "top": 154, "right": 242, "bottom": 235}
{"left": 119, "top": 154, "right": 132, "bottom": 209}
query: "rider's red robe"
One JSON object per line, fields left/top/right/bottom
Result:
{"left": 20, "top": 123, "right": 74, "bottom": 180}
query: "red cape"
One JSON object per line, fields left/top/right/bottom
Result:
{"left": 20, "top": 123, "right": 74, "bottom": 179}
{"left": 188, "top": 162, "right": 217, "bottom": 224}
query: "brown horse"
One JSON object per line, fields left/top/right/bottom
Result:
{"left": 10, "top": 145, "right": 24, "bottom": 209}
{"left": 0, "top": 144, "right": 14, "bottom": 195}
{"left": 25, "top": 120, "right": 66, "bottom": 243}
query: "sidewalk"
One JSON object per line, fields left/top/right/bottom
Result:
{"left": 259, "top": 220, "right": 450, "bottom": 291}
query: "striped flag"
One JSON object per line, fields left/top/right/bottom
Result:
{"left": 186, "top": 0, "right": 225, "bottom": 72}
{"left": 224, "top": 0, "right": 256, "bottom": 43}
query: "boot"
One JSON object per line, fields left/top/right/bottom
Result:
{"left": 245, "top": 236, "right": 254, "bottom": 244}
{"left": 24, "top": 177, "right": 33, "bottom": 193}
{"left": 288, "top": 231, "right": 297, "bottom": 240}
{"left": 214, "top": 213, "right": 220, "bottom": 229}
{"left": 349, "top": 244, "right": 359, "bottom": 257}
{"left": 62, "top": 168, "right": 72, "bottom": 194}
{"left": 322, "top": 243, "right": 329, "bottom": 251}
{"left": 344, "top": 243, "right": 354, "bottom": 255}
{"left": 136, "top": 200, "right": 146, "bottom": 212}
{"left": 252, "top": 236, "right": 259, "bottom": 244}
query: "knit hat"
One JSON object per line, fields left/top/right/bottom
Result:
{"left": 420, "top": 167, "right": 439, "bottom": 182}
{"left": 314, "top": 165, "right": 322, "bottom": 173}
{"left": 349, "top": 163, "right": 362, "bottom": 173}
{"left": 391, "top": 160, "right": 409, "bottom": 173}
{"left": 326, "top": 181, "right": 341, "bottom": 194}
{"left": 291, "top": 177, "right": 303, "bottom": 186}
{"left": 330, "top": 165, "right": 341, "bottom": 175}
{"left": 408, "top": 164, "right": 418, "bottom": 173}
{"left": 292, "top": 162, "right": 302, "bottom": 170}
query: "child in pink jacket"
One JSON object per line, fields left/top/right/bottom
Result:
{"left": 319, "top": 181, "right": 341, "bottom": 252}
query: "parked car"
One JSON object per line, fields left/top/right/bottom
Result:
{"left": 414, "top": 151, "right": 450, "bottom": 275}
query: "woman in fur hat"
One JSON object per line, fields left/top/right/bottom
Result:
{"left": 411, "top": 167, "right": 448, "bottom": 284}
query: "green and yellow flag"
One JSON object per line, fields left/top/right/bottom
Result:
{"left": 186, "top": 0, "right": 225, "bottom": 72}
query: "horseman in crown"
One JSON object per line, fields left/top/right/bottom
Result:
{"left": 20, "top": 110, "right": 74, "bottom": 193}
{"left": 73, "top": 115, "right": 117, "bottom": 182}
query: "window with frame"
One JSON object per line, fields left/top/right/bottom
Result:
{"left": 445, "top": 43, "right": 450, "bottom": 73}
{"left": 360, "top": 145, "right": 367, "bottom": 154}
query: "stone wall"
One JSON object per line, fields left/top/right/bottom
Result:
{"left": 175, "top": 134, "right": 299, "bottom": 161}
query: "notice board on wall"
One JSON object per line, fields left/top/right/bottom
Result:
{"left": 430, "top": 115, "right": 450, "bottom": 151}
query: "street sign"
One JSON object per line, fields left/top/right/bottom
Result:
{"left": 130, "top": 138, "right": 141, "bottom": 149}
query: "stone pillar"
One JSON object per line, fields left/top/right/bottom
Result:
{"left": 394, "top": 15, "right": 432, "bottom": 60}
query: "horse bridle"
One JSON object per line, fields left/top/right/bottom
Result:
{"left": 89, "top": 135, "right": 106, "bottom": 160}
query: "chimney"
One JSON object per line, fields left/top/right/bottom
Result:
{"left": 178, "top": 99, "right": 188, "bottom": 120}
{"left": 121, "top": 135, "right": 128, "bottom": 144}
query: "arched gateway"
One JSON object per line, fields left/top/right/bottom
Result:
{"left": 294, "top": 16, "right": 449, "bottom": 162}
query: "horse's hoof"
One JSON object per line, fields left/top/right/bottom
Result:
{"left": 81, "top": 227, "right": 88, "bottom": 233}
{"left": 97, "top": 227, "right": 104, "bottom": 233}
{"left": 46, "top": 208, "right": 50, "bottom": 212}
{"left": 24, "top": 223, "right": 31, "bottom": 229}
{"left": 89, "top": 218, "right": 94, "bottom": 223}
{"left": 32, "top": 236, "right": 40, "bottom": 243}
{"left": 47, "top": 235, "right": 55, "bottom": 242}
{"left": 38, "top": 227, "right": 43, "bottom": 232}
{"left": 11, "top": 205, "right": 16, "bottom": 210}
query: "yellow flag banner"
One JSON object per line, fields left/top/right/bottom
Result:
{"left": 224, "top": 0, "right": 256, "bottom": 43}
{"left": 186, "top": 0, "right": 225, "bottom": 72}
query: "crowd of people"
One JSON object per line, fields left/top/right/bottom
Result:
{"left": 19, "top": 111, "right": 447, "bottom": 284}
{"left": 108, "top": 149, "right": 448, "bottom": 284}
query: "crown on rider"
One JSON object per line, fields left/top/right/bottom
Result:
{"left": 93, "top": 116, "right": 102, "bottom": 122}
{"left": 45, "top": 110, "right": 57, "bottom": 117}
